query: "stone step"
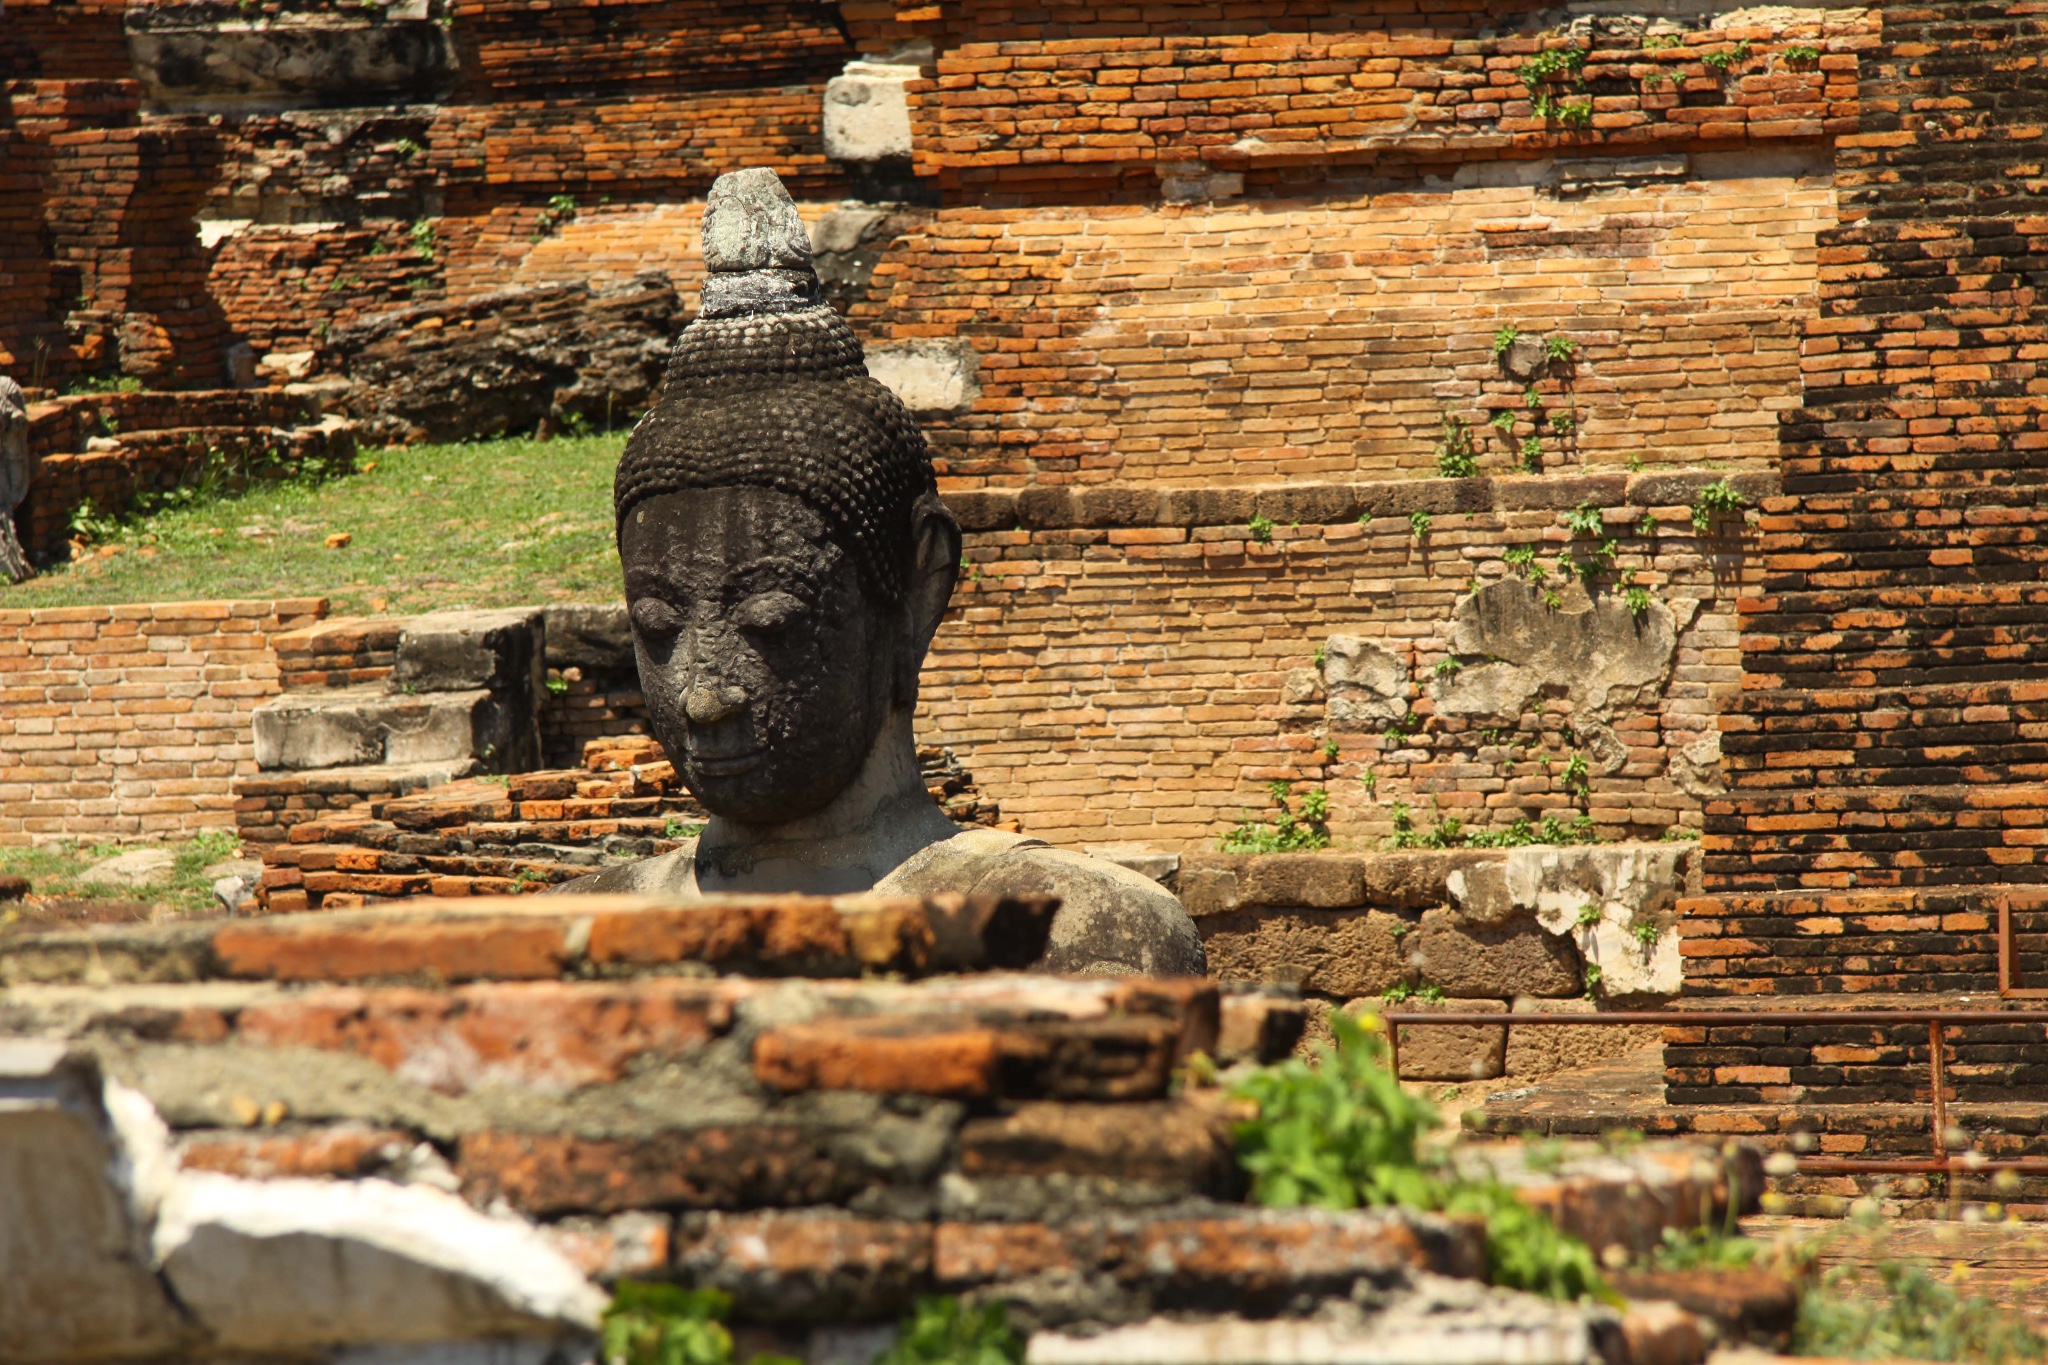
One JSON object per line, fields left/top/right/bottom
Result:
{"left": 252, "top": 687, "right": 525, "bottom": 772}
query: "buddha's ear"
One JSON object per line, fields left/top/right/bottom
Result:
{"left": 899, "top": 493, "right": 962, "bottom": 700}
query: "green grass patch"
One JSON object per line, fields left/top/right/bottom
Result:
{"left": 7, "top": 434, "right": 627, "bottom": 616}
{"left": 0, "top": 830, "right": 243, "bottom": 920}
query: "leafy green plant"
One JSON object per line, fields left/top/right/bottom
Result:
{"left": 663, "top": 817, "right": 705, "bottom": 840}
{"left": 1492, "top": 325, "right": 1521, "bottom": 358}
{"left": 1248, "top": 514, "right": 1274, "bottom": 544}
{"left": 602, "top": 1284, "right": 746, "bottom": 1365}
{"left": 1525, "top": 387, "right": 1545, "bottom": 410}
{"left": 1433, "top": 657, "right": 1462, "bottom": 678}
{"left": 1232, "top": 1013, "right": 1613, "bottom": 1302}
{"left": 1636, "top": 512, "right": 1657, "bottom": 537}
{"left": 1490, "top": 410, "right": 1518, "bottom": 435}
{"left": 1543, "top": 334, "right": 1577, "bottom": 364}
{"left": 1781, "top": 43, "right": 1821, "bottom": 67}
{"left": 1625, "top": 584, "right": 1652, "bottom": 616}
{"left": 544, "top": 675, "right": 571, "bottom": 696}
{"left": 1548, "top": 411, "right": 1575, "bottom": 436}
{"left": 1556, "top": 100, "right": 1593, "bottom": 129}
{"left": 1564, "top": 503, "right": 1604, "bottom": 538}
{"left": 1661, "top": 825, "right": 1701, "bottom": 841}
{"left": 1435, "top": 414, "right": 1479, "bottom": 478}
{"left": 394, "top": 137, "right": 425, "bottom": 158}
{"left": 1321, "top": 738, "right": 1340, "bottom": 762}
{"left": 1575, "top": 901, "right": 1602, "bottom": 929}
{"left": 1794, "top": 1260, "right": 2046, "bottom": 1363}
{"left": 1503, "top": 545, "right": 1543, "bottom": 582}
{"left": 1382, "top": 980, "right": 1444, "bottom": 1004}
{"left": 1633, "top": 919, "right": 1664, "bottom": 951}
{"left": 875, "top": 1297, "right": 1025, "bottom": 1365}
{"left": 1562, "top": 751, "right": 1592, "bottom": 799}
{"left": 1313, "top": 644, "right": 1327, "bottom": 667}
{"left": 1691, "top": 478, "right": 1748, "bottom": 532}
{"left": 1409, "top": 509, "right": 1432, "bottom": 540}
{"left": 1700, "top": 41, "right": 1752, "bottom": 73}
{"left": 1520, "top": 436, "right": 1544, "bottom": 472}
{"left": 1651, "top": 1226, "right": 1759, "bottom": 1271}
{"left": 1582, "top": 962, "right": 1604, "bottom": 999}
{"left": 1359, "top": 768, "right": 1378, "bottom": 797}
{"left": 1220, "top": 781, "right": 1332, "bottom": 853}
{"left": 65, "top": 374, "right": 144, "bottom": 396}
{"left": 1518, "top": 45, "right": 1589, "bottom": 91}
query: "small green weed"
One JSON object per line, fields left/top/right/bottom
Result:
{"left": 1321, "top": 737, "right": 1340, "bottom": 762}
{"left": 1781, "top": 44, "right": 1821, "bottom": 67}
{"left": 65, "top": 374, "right": 144, "bottom": 395}
{"left": 1794, "top": 1260, "right": 2046, "bottom": 1363}
{"left": 1690, "top": 478, "right": 1748, "bottom": 532}
{"left": 1248, "top": 514, "right": 1274, "bottom": 544}
{"left": 1557, "top": 100, "right": 1593, "bottom": 129}
{"left": 1493, "top": 325, "right": 1521, "bottom": 357}
{"left": 1661, "top": 825, "right": 1701, "bottom": 841}
{"left": 875, "top": 1296, "right": 1025, "bottom": 1365}
{"left": 1382, "top": 980, "right": 1445, "bottom": 1004}
{"left": 1434, "top": 657, "right": 1462, "bottom": 678}
{"left": 1436, "top": 414, "right": 1479, "bottom": 479}
{"left": 1409, "top": 509, "right": 1433, "bottom": 540}
{"left": 1633, "top": 919, "right": 1664, "bottom": 950}
{"left": 1359, "top": 768, "right": 1378, "bottom": 797}
{"left": 1232, "top": 1013, "right": 1612, "bottom": 1302}
{"left": 1490, "top": 410, "right": 1518, "bottom": 435}
{"left": 1564, "top": 503, "right": 1604, "bottom": 538}
{"left": 1575, "top": 901, "right": 1602, "bottom": 929}
{"left": 1520, "top": 436, "right": 1544, "bottom": 472}
{"left": 663, "top": 817, "right": 705, "bottom": 841}
{"left": 1548, "top": 411, "right": 1575, "bottom": 436}
{"left": 1625, "top": 585, "right": 1652, "bottom": 615}
{"left": 1220, "top": 782, "right": 1332, "bottom": 854}
{"left": 1652, "top": 1226, "right": 1759, "bottom": 1271}
{"left": 1562, "top": 751, "right": 1591, "bottom": 799}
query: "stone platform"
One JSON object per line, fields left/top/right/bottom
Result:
{"left": 0, "top": 890, "right": 1768, "bottom": 1363}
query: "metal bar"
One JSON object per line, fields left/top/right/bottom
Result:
{"left": 2002, "top": 896, "right": 2018, "bottom": 996}
{"left": 1386, "top": 1019, "right": 1401, "bottom": 1079}
{"left": 1929, "top": 1019, "right": 1949, "bottom": 1156}
{"left": 1793, "top": 1157, "right": 2048, "bottom": 1175}
{"left": 1378, "top": 1010, "right": 2048, "bottom": 1027}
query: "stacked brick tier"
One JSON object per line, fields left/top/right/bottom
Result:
{"left": 907, "top": 21, "right": 1869, "bottom": 203}
{"left": 17, "top": 389, "right": 354, "bottom": 561}
{"left": 0, "top": 890, "right": 1765, "bottom": 1342}
{"left": 1485, "top": 1046, "right": 2048, "bottom": 1217}
{"left": 0, "top": 599, "right": 328, "bottom": 845}
{"left": 244, "top": 734, "right": 1000, "bottom": 908}
{"left": 1700, "top": 9, "right": 2048, "bottom": 900}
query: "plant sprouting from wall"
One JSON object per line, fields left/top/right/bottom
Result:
{"left": 1409, "top": 509, "right": 1432, "bottom": 541}
{"left": 1435, "top": 414, "right": 1479, "bottom": 478}
{"left": 1248, "top": 514, "right": 1275, "bottom": 544}
{"left": 1231, "top": 1012, "right": 1614, "bottom": 1302}
{"left": 1220, "top": 781, "right": 1332, "bottom": 853}
{"left": 1690, "top": 478, "right": 1748, "bottom": 533}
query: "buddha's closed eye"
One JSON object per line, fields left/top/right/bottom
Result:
{"left": 733, "top": 591, "right": 807, "bottom": 634}
{"left": 631, "top": 597, "right": 683, "bottom": 638}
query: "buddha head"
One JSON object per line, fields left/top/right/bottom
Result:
{"left": 614, "top": 170, "right": 961, "bottom": 825}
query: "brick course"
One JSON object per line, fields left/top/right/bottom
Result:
{"left": 0, "top": 598, "right": 327, "bottom": 844}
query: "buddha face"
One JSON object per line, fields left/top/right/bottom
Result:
{"left": 619, "top": 487, "right": 914, "bottom": 824}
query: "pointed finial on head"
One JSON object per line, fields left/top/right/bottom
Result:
{"left": 699, "top": 169, "right": 818, "bottom": 317}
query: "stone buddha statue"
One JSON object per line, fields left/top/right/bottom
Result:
{"left": 549, "top": 168, "right": 1204, "bottom": 977}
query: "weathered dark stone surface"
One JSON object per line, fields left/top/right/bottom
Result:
{"left": 329, "top": 272, "right": 678, "bottom": 445}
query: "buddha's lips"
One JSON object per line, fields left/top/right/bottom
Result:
{"left": 690, "top": 745, "right": 768, "bottom": 777}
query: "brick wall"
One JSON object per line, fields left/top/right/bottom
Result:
{"left": 0, "top": 599, "right": 327, "bottom": 845}
{"left": 920, "top": 471, "right": 1757, "bottom": 848}
{"left": 905, "top": 21, "right": 1869, "bottom": 204}
{"left": 1701, "top": 3, "right": 2048, "bottom": 900}
{"left": 848, "top": 172, "right": 1833, "bottom": 488}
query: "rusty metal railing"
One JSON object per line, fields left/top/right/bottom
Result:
{"left": 1379, "top": 1007, "right": 2048, "bottom": 1175}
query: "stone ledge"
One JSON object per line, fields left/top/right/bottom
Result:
{"left": 0, "top": 893, "right": 1069, "bottom": 985}
{"left": 944, "top": 471, "right": 1780, "bottom": 533}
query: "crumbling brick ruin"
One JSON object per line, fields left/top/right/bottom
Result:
{"left": 8, "top": 0, "right": 2048, "bottom": 1344}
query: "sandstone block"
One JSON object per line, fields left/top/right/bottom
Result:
{"left": 1408, "top": 906, "right": 1582, "bottom": 998}
{"left": 1323, "top": 634, "right": 1408, "bottom": 729}
{"left": 1198, "top": 907, "right": 1407, "bottom": 997}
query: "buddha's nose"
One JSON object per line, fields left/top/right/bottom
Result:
{"left": 684, "top": 682, "right": 748, "bottom": 726}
